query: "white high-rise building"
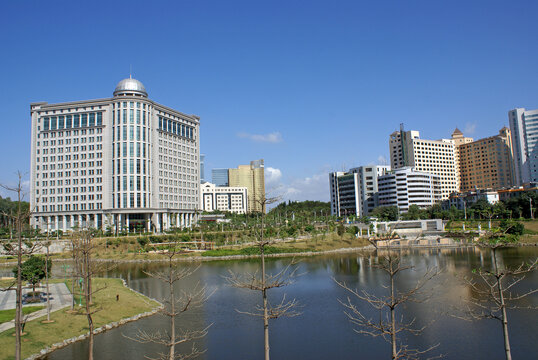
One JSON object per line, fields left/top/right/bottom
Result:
{"left": 329, "top": 165, "right": 390, "bottom": 217}
{"left": 30, "top": 77, "right": 200, "bottom": 233}
{"left": 378, "top": 167, "right": 441, "bottom": 212}
{"left": 509, "top": 107, "right": 538, "bottom": 185}
{"left": 389, "top": 125, "right": 457, "bottom": 199}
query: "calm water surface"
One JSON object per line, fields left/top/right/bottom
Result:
{"left": 42, "top": 247, "right": 538, "bottom": 360}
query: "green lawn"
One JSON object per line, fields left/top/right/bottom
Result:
{"left": 0, "top": 278, "right": 161, "bottom": 360}
{"left": 0, "top": 306, "right": 44, "bottom": 325}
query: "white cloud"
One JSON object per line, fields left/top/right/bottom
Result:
{"left": 265, "top": 167, "right": 282, "bottom": 187}
{"left": 377, "top": 155, "right": 388, "bottom": 165}
{"left": 237, "top": 131, "right": 283, "bottom": 143}
{"left": 464, "top": 122, "right": 477, "bottom": 135}
{"left": 265, "top": 169, "right": 329, "bottom": 208}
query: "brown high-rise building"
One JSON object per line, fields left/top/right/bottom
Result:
{"left": 228, "top": 159, "right": 266, "bottom": 213}
{"left": 455, "top": 127, "right": 514, "bottom": 192}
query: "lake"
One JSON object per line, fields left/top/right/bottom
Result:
{"left": 42, "top": 246, "right": 538, "bottom": 359}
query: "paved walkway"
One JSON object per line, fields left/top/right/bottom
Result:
{"left": 0, "top": 283, "right": 72, "bottom": 333}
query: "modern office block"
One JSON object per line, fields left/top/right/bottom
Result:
{"left": 389, "top": 125, "right": 456, "bottom": 199}
{"left": 200, "top": 182, "right": 248, "bottom": 214}
{"left": 30, "top": 77, "right": 200, "bottom": 232}
{"left": 509, "top": 107, "right": 538, "bottom": 185}
{"left": 378, "top": 167, "right": 441, "bottom": 212}
{"left": 329, "top": 165, "right": 390, "bottom": 217}
{"left": 212, "top": 168, "right": 229, "bottom": 187}
{"left": 456, "top": 127, "right": 514, "bottom": 191}
{"left": 228, "top": 159, "right": 265, "bottom": 213}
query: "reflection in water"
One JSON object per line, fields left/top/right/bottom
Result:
{"left": 32, "top": 247, "right": 538, "bottom": 360}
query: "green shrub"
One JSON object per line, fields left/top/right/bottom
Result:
{"left": 499, "top": 219, "right": 524, "bottom": 236}
{"left": 137, "top": 237, "right": 149, "bottom": 247}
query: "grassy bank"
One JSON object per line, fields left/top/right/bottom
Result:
{"left": 0, "top": 278, "right": 160, "bottom": 360}
{"left": 215, "top": 233, "right": 371, "bottom": 254}
{"left": 0, "top": 306, "right": 44, "bottom": 325}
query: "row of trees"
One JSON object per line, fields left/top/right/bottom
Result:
{"left": 130, "top": 196, "right": 536, "bottom": 360}
{"left": 369, "top": 192, "right": 538, "bottom": 222}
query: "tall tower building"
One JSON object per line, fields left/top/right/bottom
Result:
{"left": 228, "top": 159, "right": 265, "bottom": 213}
{"left": 389, "top": 126, "right": 457, "bottom": 199}
{"left": 509, "top": 107, "right": 538, "bottom": 185}
{"left": 451, "top": 128, "right": 473, "bottom": 191}
{"left": 211, "top": 168, "right": 229, "bottom": 186}
{"left": 457, "top": 127, "right": 514, "bottom": 191}
{"left": 329, "top": 165, "right": 390, "bottom": 217}
{"left": 30, "top": 77, "right": 200, "bottom": 233}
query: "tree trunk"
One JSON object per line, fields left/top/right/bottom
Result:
{"left": 15, "top": 197, "right": 22, "bottom": 360}
{"left": 85, "top": 272, "right": 94, "bottom": 360}
{"left": 390, "top": 269, "right": 397, "bottom": 359}
{"left": 492, "top": 249, "right": 512, "bottom": 360}
{"left": 169, "top": 259, "right": 175, "bottom": 360}
{"left": 261, "top": 245, "right": 270, "bottom": 360}
{"left": 87, "top": 308, "right": 94, "bottom": 360}
{"left": 46, "top": 245, "right": 50, "bottom": 321}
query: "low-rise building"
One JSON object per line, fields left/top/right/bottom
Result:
{"left": 200, "top": 182, "right": 248, "bottom": 214}
{"left": 443, "top": 189, "right": 499, "bottom": 210}
{"left": 497, "top": 183, "right": 538, "bottom": 202}
{"left": 378, "top": 167, "right": 441, "bottom": 212}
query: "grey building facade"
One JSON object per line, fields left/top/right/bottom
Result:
{"left": 509, "top": 107, "right": 538, "bottom": 185}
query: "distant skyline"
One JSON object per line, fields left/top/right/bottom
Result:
{"left": 1, "top": 0, "right": 537, "bottom": 203}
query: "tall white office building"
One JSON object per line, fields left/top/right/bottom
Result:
{"left": 30, "top": 77, "right": 200, "bottom": 233}
{"left": 329, "top": 165, "right": 390, "bottom": 217}
{"left": 389, "top": 125, "right": 457, "bottom": 199}
{"left": 509, "top": 107, "right": 538, "bottom": 185}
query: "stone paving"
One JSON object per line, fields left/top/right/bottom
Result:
{"left": 0, "top": 282, "right": 72, "bottom": 333}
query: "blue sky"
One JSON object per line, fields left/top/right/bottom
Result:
{"left": 1, "top": 0, "right": 537, "bottom": 202}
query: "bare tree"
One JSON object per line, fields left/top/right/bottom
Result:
{"left": 457, "top": 241, "right": 537, "bottom": 360}
{"left": 127, "top": 241, "right": 211, "bottom": 360}
{"left": 226, "top": 194, "right": 301, "bottom": 360}
{"left": 1, "top": 172, "right": 39, "bottom": 360}
{"left": 42, "top": 239, "right": 54, "bottom": 323}
{"left": 71, "top": 227, "right": 109, "bottom": 360}
{"left": 335, "top": 248, "right": 440, "bottom": 360}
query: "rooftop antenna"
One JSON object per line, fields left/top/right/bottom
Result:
{"left": 129, "top": 64, "right": 132, "bottom": 79}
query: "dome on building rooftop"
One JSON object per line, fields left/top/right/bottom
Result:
{"left": 113, "top": 77, "right": 147, "bottom": 97}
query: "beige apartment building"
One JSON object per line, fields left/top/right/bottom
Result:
{"left": 451, "top": 128, "right": 473, "bottom": 191}
{"left": 455, "top": 127, "right": 514, "bottom": 192}
{"left": 228, "top": 159, "right": 265, "bottom": 213}
{"left": 389, "top": 126, "right": 457, "bottom": 200}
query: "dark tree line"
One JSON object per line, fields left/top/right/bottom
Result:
{"left": 368, "top": 191, "right": 538, "bottom": 222}
{"left": 0, "top": 196, "right": 30, "bottom": 230}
